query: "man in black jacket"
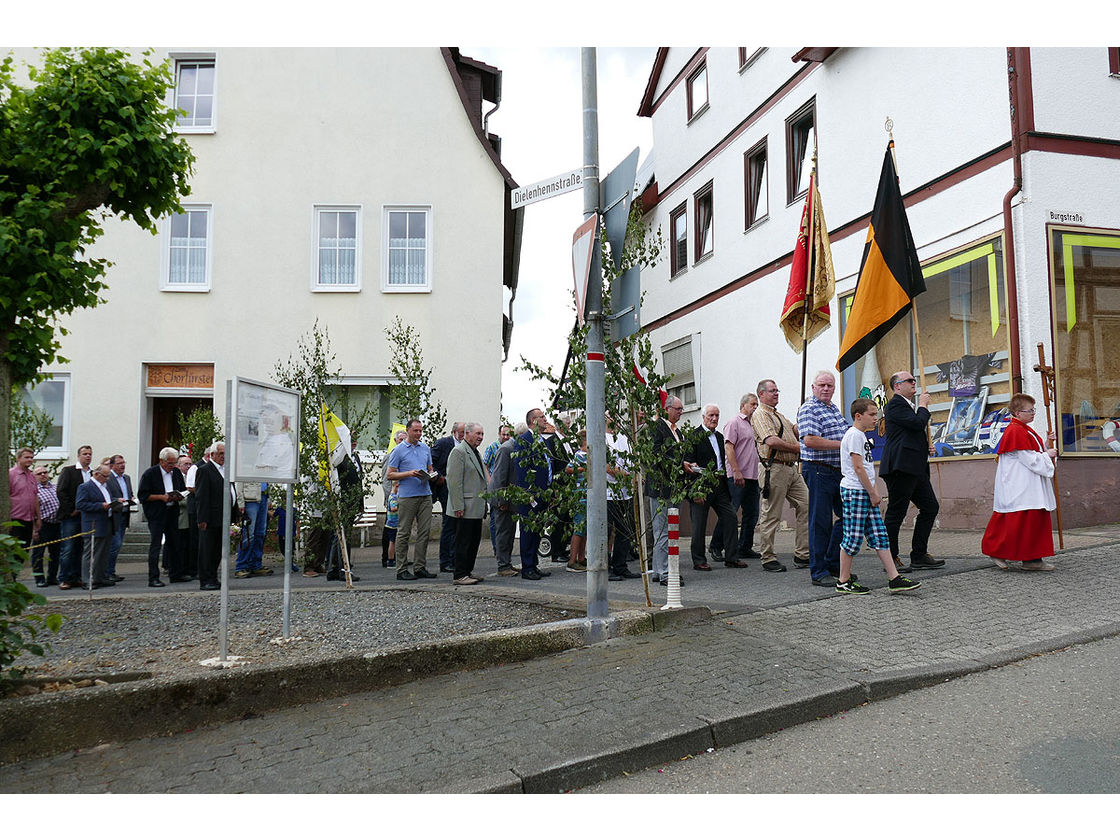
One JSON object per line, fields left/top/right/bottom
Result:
{"left": 195, "top": 442, "right": 237, "bottom": 591}
{"left": 685, "top": 404, "right": 745, "bottom": 573}
{"left": 880, "top": 371, "right": 944, "bottom": 572}
{"left": 137, "top": 447, "right": 187, "bottom": 587}
{"left": 430, "top": 422, "right": 464, "bottom": 573}
{"left": 55, "top": 445, "right": 93, "bottom": 587}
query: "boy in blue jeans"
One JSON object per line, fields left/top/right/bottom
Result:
{"left": 837, "top": 399, "right": 921, "bottom": 594}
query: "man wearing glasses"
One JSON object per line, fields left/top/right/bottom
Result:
{"left": 645, "top": 396, "right": 689, "bottom": 586}
{"left": 751, "top": 380, "right": 810, "bottom": 572}
{"left": 880, "top": 371, "right": 944, "bottom": 572}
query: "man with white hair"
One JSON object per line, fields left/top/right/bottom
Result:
{"left": 684, "top": 404, "right": 745, "bottom": 572}
{"left": 486, "top": 422, "right": 526, "bottom": 576}
{"left": 137, "top": 446, "right": 188, "bottom": 587}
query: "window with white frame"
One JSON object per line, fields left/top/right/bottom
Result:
{"left": 670, "top": 203, "right": 688, "bottom": 277}
{"left": 384, "top": 207, "right": 431, "bottom": 291}
{"left": 163, "top": 205, "right": 211, "bottom": 291}
{"left": 687, "top": 63, "right": 709, "bottom": 121}
{"left": 786, "top": 99, "right": 815, "bottom": 203}
{"left": 19, "top": 374, "right": 70, "bottom": 456}
{"left": 694, "top": 182, "right": 714, "bottom": 261}
{"left": 744, "top": 139, "right": 768, "bottom": 228}
{"left": 738, "top": 47, "right": 766, "bottom": 70}
{"left": 663, "top": 336, "right": 699, "bottom": 408}
{"left": 314, "top": 206, "right": 361, "bottom": 290}
{"left": 173, "top": 56, "right": 216, "bottom": 131}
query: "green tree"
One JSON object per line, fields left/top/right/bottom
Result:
{"left": 0, "top": 47, "right": 195, "bottom": 524}
{"left": 175, "top": 406, "right": 224, "bottom": 463}
{"left": 273, "top": 321, "right": 375, "bottom": 569}
{"left": 385, "top": 316, "right": 447, "bottom": 446}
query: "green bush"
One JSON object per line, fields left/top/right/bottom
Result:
{"left": 1, "top": 530, "right": 64, "bottom": 686}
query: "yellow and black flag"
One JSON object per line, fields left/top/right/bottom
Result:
{"left": 836, "top": 144, "right": 925, "bottom": 372}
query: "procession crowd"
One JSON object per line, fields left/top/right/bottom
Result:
{"left": 8, "top": 367, "right": 1058, "bottom": 593}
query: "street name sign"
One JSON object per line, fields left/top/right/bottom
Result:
{"left": 511, "top": 168, "right": 584, "bottom": 209}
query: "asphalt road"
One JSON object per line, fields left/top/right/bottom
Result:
{"left": 579, "top": 634, "right": 1120, "bottom": 794}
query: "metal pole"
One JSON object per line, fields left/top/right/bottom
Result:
{"left": 283, "top": 482, "right": 294, "bottom": 637}
{"left": 219, "top": 379, "right": 233, "bottom": 662}
{"left": 581, "top": 47, "right": 609, "bottom": 626}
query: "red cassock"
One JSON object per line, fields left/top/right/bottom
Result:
{"left": 981, "top": 418, "right": 1055, "bottom": 562}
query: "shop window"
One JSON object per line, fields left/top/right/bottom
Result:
{"left": 838, "top": 236, "right": 1011, "bottom": 459}
{"left": 1049, "top": 226, "right": 1120, "bottom": 454}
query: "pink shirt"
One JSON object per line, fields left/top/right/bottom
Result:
{"left": 723, "top": 413, "right": 760, "bottom": 481}
{"left": 9, "top": 466, "right": 39, "bottom": 521}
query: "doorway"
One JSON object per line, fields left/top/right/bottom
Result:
{"left": 150, "top": 396, "right": 212, "bottom": 466}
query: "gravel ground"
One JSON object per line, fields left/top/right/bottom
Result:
{"left": 18, "top": 590, "right": 572, "bottom": 682}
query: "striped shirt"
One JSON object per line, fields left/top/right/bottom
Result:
{"left": 796, "top": 396, "right": 850, "bottom": 467}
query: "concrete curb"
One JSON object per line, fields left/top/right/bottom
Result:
{"left": 492, "top": 622, "right": 1120, "bottom": 793}
{"left": 0, "top": 606, "right": 711, "bottom": 764}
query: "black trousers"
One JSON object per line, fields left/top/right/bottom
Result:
{"left": 607, "top": 498, "right": 634, "bottom": 572}
{"left": 197, "top": 522, "right": 222, "bottom": 586}
{"left": 690, "top": 480, "right": 738, "bottom": 565}
{"left": 31, "top": 521, "right": 61, "bottom": 583}
{"left": 882, "top": 470, "right": 940, "bottom": 561}
{"left": 147, "top": 513, "right": 183, "bottom": 582}
{"left": 452, "top": 517, "right": 482, "bottom": 578}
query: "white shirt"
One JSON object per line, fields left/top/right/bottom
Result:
{"left": 605, "top": 433, "right": 632, "bottom": 501}
{"left": 840, "top": 426, "right": 876, "bottom": 490}
{"left": 160, "top": 465, "right": 176, "bottom": 499}
{"left": 94, "top": 479, "right": 112, "bottom": 504}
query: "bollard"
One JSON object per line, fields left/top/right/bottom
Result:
{"left": 661, "top": 506, "right": 683, "bottom": 610}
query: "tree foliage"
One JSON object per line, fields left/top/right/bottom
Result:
{"left": 1, "top": 534, "right": 64, "bottom": 688}
{"left": 0, "top": 47, "right": 195, "bottom": 523}
{"left": 501, "top": 203, "right": 716, "bottom": 541}
{"left": 175, "top": 406, "right": 224, "bottom": 463}
{"left": 385, "top": 316, "right": 447, "bottom": 446}
{"left": 273, "top": 321, "right": 375, "bottom": 540}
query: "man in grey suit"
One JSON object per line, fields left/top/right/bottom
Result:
{"left": 486, "top": 422, "right": 525, "bottom": 577}
{"left": 74, "top": 462, "right": 118, "bottom": 589}
{"left": 105, "top": 454, "right": 134, "bottom": 582}
{"left": 447, "top": 422, "right": 488, "bottom": 584}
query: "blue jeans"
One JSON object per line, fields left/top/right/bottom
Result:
{"left": 236, "top": 500, "right": 268, "bottom": 571}
{"left": 709, "top": 478, "right": 760, "bottom": 557}
{"left": 108, "top": 527, "right": 125, "bottom": 577}
{"left": 58, "top": 515, "right": 83, "bottom": 583}
{"left": 802, "top": 462, "right": 843, "bottom": 581}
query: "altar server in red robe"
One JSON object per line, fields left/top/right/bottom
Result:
{"left": 981, "top": 393, "right": 1058, "bottom": 571}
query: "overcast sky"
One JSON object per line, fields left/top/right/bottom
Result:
{"left": 461, "top": 47, "right": 655, "bottom": 423}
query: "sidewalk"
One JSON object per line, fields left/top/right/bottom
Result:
{"left": 2, "top": 523, "right": 1118, "bottom": 793}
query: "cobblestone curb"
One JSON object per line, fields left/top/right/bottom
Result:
{"left": 0, "top": 606, "right": 711, "bottom": 764}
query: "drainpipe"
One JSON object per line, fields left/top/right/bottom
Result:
{"left": 1003, "top": 47, "right": 1026, "bottom": 393}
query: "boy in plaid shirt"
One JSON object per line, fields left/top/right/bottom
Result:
{"left": 837, "top": 399, "right": 921, "bottom": 594}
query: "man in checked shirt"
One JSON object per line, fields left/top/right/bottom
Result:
{"left": 31, "top": 466, "right": 62, "bottom": 587}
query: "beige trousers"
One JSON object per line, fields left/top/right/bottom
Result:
{"left": 757, "top": 462, "right": 809, "bottom": 562}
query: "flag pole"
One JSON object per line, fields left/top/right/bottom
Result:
{"left": 1033, "top": 343, "right": 1065, "bottom": 549}
{"left": 799, "top": 141, "right": 818, "bottom": 404}
{"left": 886, "top": 119, "right": 934, "bottom": 451}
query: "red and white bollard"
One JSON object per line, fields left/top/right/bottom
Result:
{"left": 661, "top": 506, "right": 683, "bottom": 610}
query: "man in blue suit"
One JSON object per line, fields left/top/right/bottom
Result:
{"left": 511, "top": 408, "right": 553, "bottom": 581}
{"left": 75, "top": 462, "right": 118, "bottom": 589}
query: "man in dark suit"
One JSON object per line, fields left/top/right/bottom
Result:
{"left": 74, "top": 462, "right": 118, "bottom": 589}
{"left": 511, "top": 408, "right": 553, "bottom": 581}
{"left": 137, "top": 446, "right": 187, "bottom": 587}
{"left": 880, "top": 371, "right": 944, "bottom": 572}
{"left": 195, "top": 441, "right": 237, "bottom": 591}
{"left": 105, "top": 454, "right": 134, "bottom": 582}
{"left": 55, "top": 445, "right": 93, "bottom": 588}
{"left": 430, "top": 421, "right": 464, "bottom": 573}
{"left": 685, "top": 404, "right": 744, "bottom": 572}
{"left": 485, "top": 425, "right": 522, "bottom": 576}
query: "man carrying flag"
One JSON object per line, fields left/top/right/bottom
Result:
{"left": 837, "top": 143, "right": 940, "bottom": 573}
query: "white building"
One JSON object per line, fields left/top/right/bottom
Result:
{"left": 637, "top": 47, "right": 1120, "bottom": 527}
{"left": 15, "top": 47, "right": 522, "bottom": 472}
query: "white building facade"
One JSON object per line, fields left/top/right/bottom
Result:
{"left": 637, "top": 47, "right": 1120, "bottom": 528}
{"left": 15, "top": 48, "right": 522, "bottom": 472}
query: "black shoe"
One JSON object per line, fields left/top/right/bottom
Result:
{"left": 811, "top": 576, "right": 836, "bottom": 587}
{"left": 724, "top": 558, "right": 749, "bottom": 568}
{"left": 658, "top": 574, "right": 686, "bottom": 587}
{"left": 148, "top": 579, "right": 166, "bottom": 588}
{"left": 92, "top": 580, "right": 115, "bottom": 588}
{"left": 169, "top": 576, "right": 192, "bottom": 583}
{"left": 439, "top": 565, "right": 454, "bottom": 573}
{"left": 35, "top": 578, "right": 48, "bottom": 588}
{"left": 396, "top": 570, "right": 417, "bottom": 581}
{"left": 609, "top": 573, "right": 624, "bottom": 581}
{"left": 339, "top": 572, "right": 360, "bottom": 582}
{"left": 707, "top": 548, "right": 724, "bottom": 563}
{"left": 793, "top": 558, "right": 810, "bottom": 568}
{"left": 762, "top": 560, "right": 787, "bottom": 573}
{"left": 325, "top": 571, "right": 341, "bottom": 581}
{"left": 521, "top": 568, "right": 545, "bottom": 580}
{"left": 200, "top": 582, "right": 221, "bottom": 591}
{"left": 909, "top": 554, "right": 945, "bottom": 569}
{"left": 111, "top": 575, "right": 125, "bottom": 582}
{"left": 414, "top": 569, "right": 437, "bottom": 579}
{"left": 740, "top": 550, "right": 762, "bottom": 559}
{"left": 614, "top": 568, "right": 642, "bottom": 579}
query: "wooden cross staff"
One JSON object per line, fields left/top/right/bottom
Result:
{"left": 1032, "top": 343, "right": 1065, "bottom": 549}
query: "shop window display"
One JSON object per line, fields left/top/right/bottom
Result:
{"left": 839, "top": 237, "right": 1011, "bottom": 459}
{"left": 1049, "top": 226, "right": 1120, "bottom": 454}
